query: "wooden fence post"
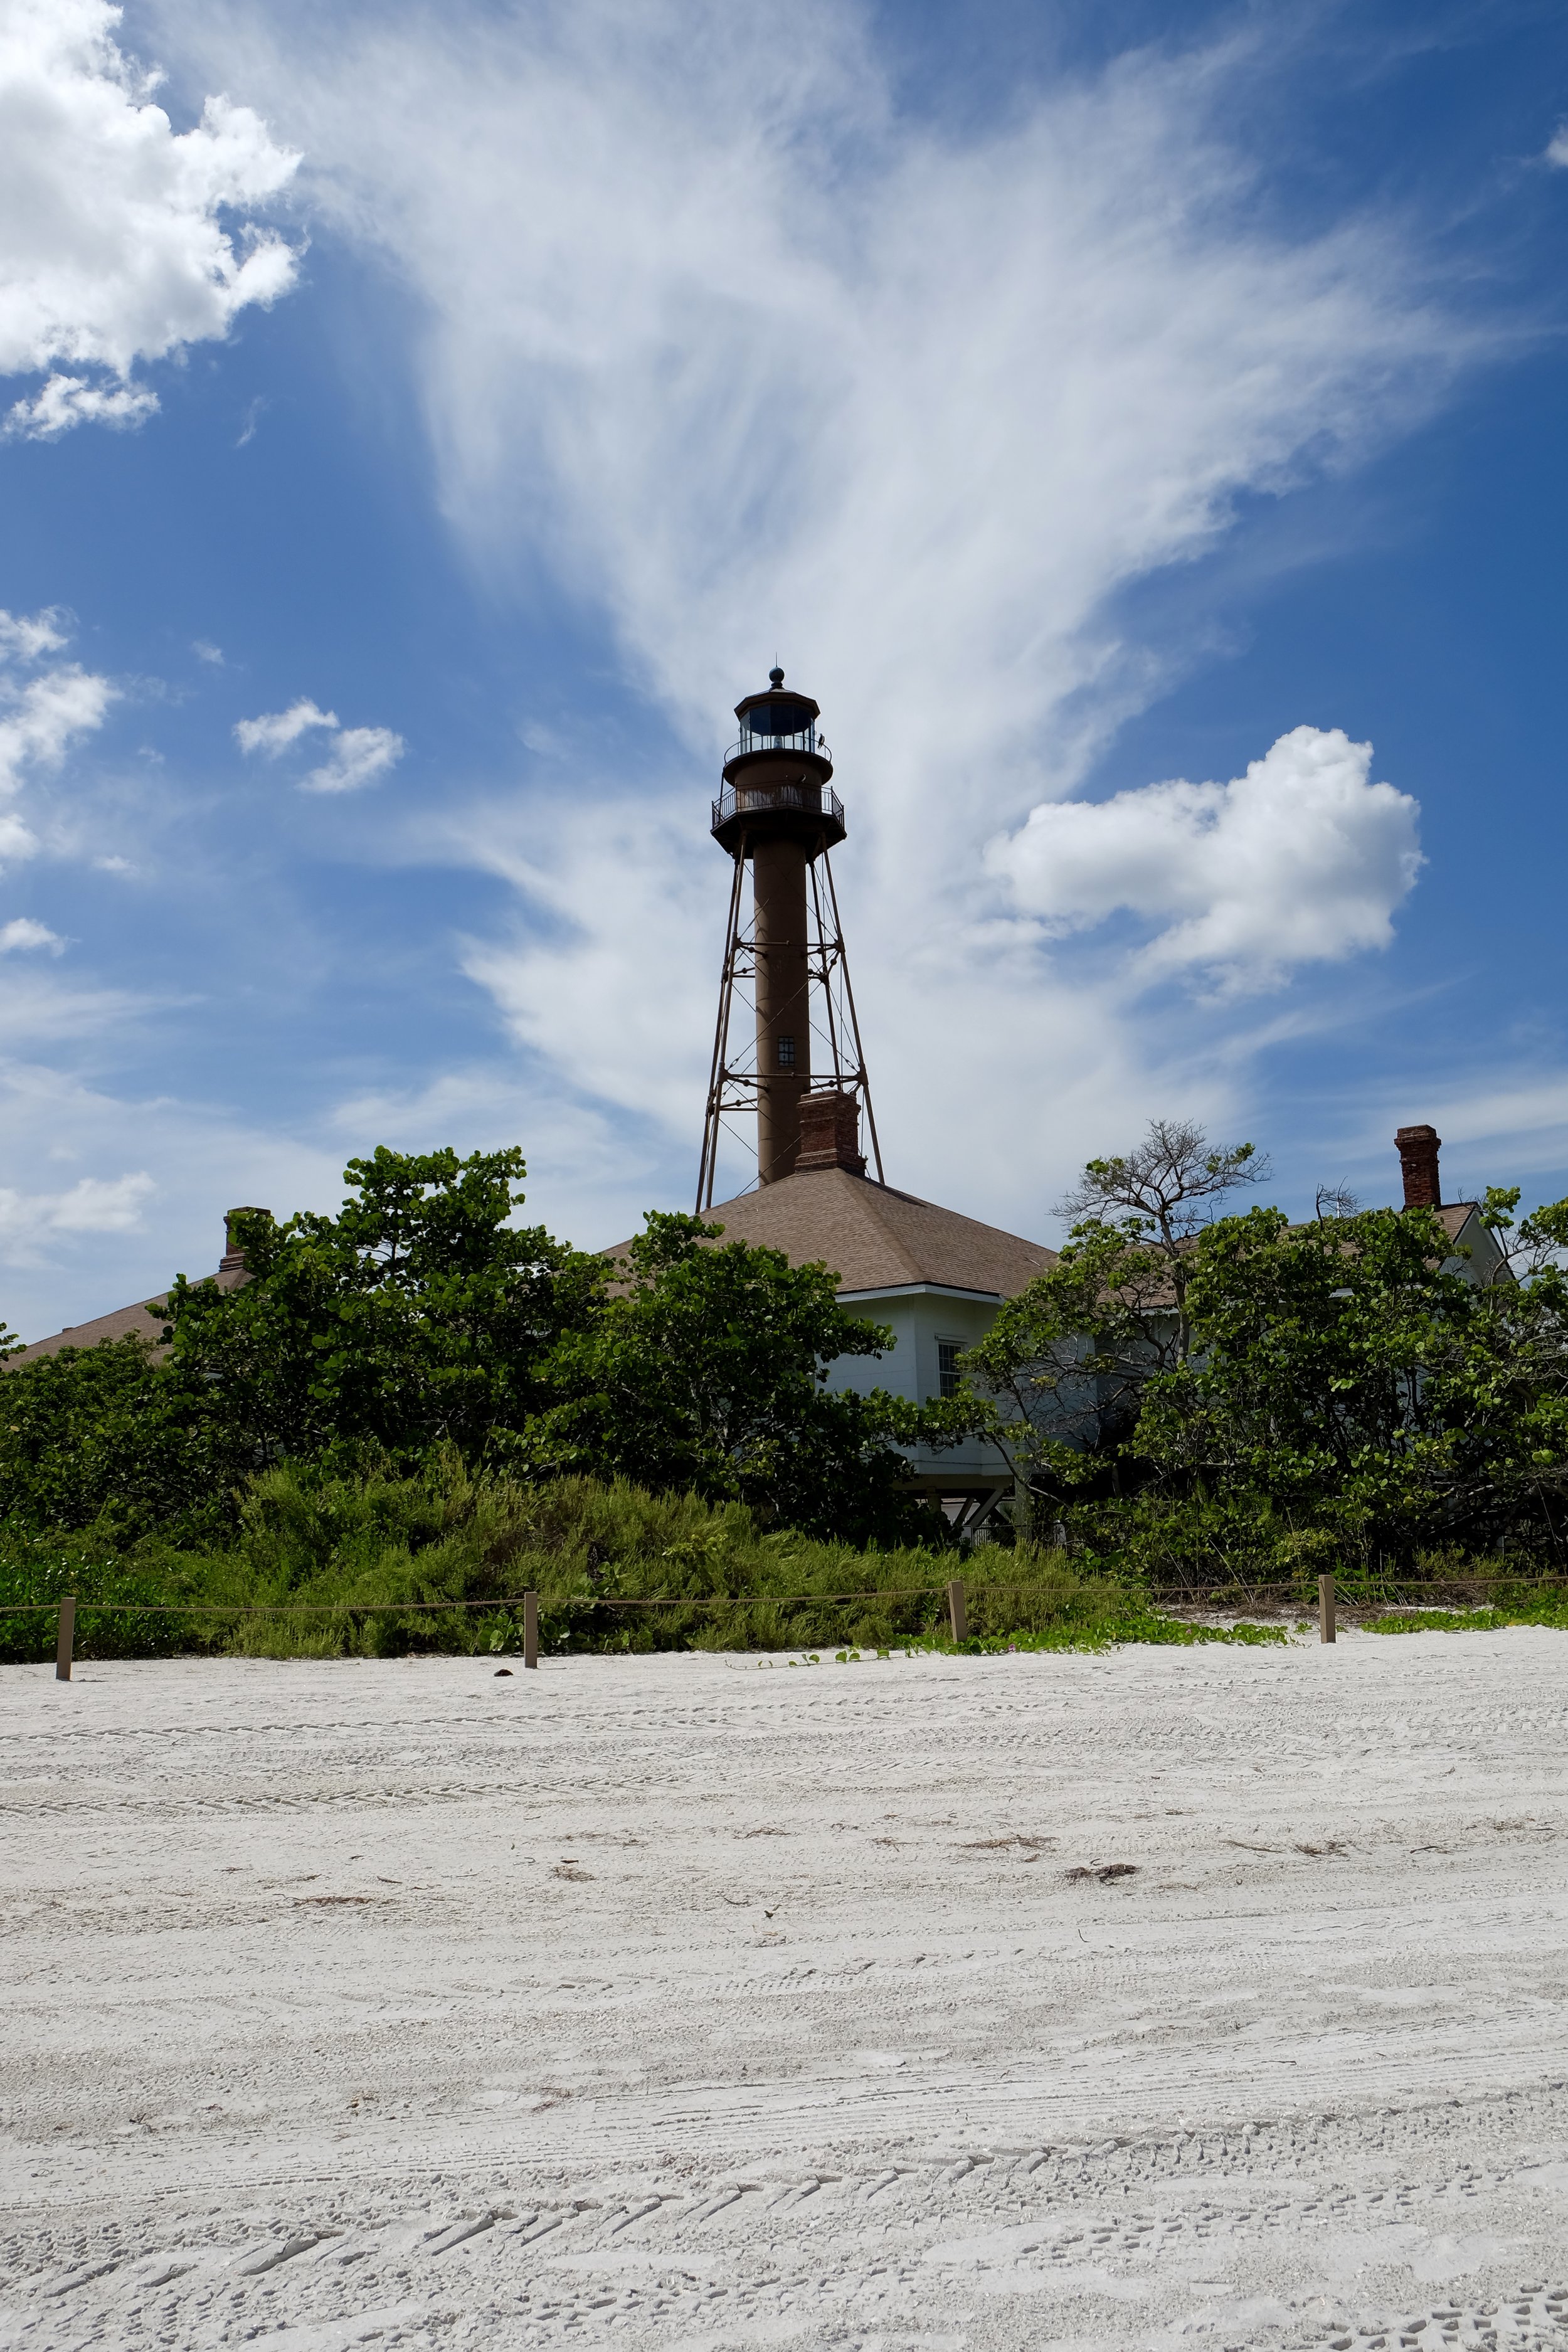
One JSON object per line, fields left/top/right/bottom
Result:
{"left": 55, "top": 1595, "right": 75, "bottom": 1682}
{"left": 523, "top": 1589, "right": 539, "bottom": 1670}
{"left": 947, "top": 1578, "right": 967, "bottom": 1644}
{"left": 1318, "top": 1572, "right": 1337, "bottom": 1645}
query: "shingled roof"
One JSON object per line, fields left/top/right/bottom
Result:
{"left": 609, "top": 1165, "right": 1056, "bottom": 1298}
{"left": 10, "top": 1291, "right": 175, "bottom": 1366}
{"left": 7, "top": 1219, "right": 258, "bottom": 1367}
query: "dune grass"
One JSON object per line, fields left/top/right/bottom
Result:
{"left": 1364, "top": 1593, "right": 1568, "bottom": 1635}
{"left": 11, "top": 1455, "right": 1567, "bottom": 1660}
{"left": 0, "top": 1451, "right": 1291, "bottom": 1661}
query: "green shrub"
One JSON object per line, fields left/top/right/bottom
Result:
{"left": 1365, "top": 1590, "right": 1568, "bottom": 1635}
{"left": 0, "top": 1452, "right": 1285, "bottom": 1660}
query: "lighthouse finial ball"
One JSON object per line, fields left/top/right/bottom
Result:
{"left": 768, "top": 664, "right": 785, "bottom": 687}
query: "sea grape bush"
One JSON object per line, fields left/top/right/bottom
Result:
{"left": 8, "top": 1125, "right": 1568, "bottom": 1587}
{"left": 0, "top": 1147, "right": 971, "bottom": 1550}
{"left": 965, "top": 1130, "right": 1568, "bottom": 1577}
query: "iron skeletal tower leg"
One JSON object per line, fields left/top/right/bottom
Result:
{"left": 697, "top": 670, "right": 882, "bottom": 1210}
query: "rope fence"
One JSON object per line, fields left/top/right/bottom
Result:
{"left": 13, "top": 1567, "right": 1567, "bottom": 1679}
{"left": 5, "top": 1571, "right": 1557, "bottom": 1623}
{"left": 2, "top": 1582, "right": 959, "bottom": 1619}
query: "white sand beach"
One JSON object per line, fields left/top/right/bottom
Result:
{"left": 4, "top": 1631, "right": 1568, "bottom": 2349}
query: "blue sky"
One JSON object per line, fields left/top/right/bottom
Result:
{"left": 2, "top": 0, "right": 1567, "bottom": 1336}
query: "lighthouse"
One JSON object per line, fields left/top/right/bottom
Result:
{"left": 697, "top": 668, "right": 881, "bottom": 1202}
{"left": 657, "top": 663, "right": 1054, "bottom": 1532}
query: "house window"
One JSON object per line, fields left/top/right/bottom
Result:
{"left": 776, "top": 1034, "right": 795, "bottom": 1069}
{"left": 938, "top": 1340, "right": 963, "bottom": 1400}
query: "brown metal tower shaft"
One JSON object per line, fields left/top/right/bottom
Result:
{"left": 751, "top": 830, "right": 810, "bottom": 1182}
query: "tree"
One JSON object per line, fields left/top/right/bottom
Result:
{"left": 1136, "top": 1195, "right": 1568, "bottom": 1566}
{"left": 965, "top": 1122, "right": 1568, "bottom": 1570}
{"left": 963, "top": 1217, "right": 1184, "bottom": 1490}
{"left": 1059, "top": 1118, "right": 1268, "bottom": 1362}
{"left": 0, "top": 1147, "right": 605, "bottom": 1539}
{"left": 523, "top": 1211, "right": 973, "bottom": 1544}
{"left": 157, "top": 1147, "right": 605, "bottom": 1470}
{"left": 962, "top": 1121, "right": 1265, "bottom": 1515}
{"left": 1474, "top": 1184, "right": 1568, "bottom": 1286}
{"left": 0, "top": 1331, "right": 204, "bottom": 1539}
{"left": 1136, "top": 1203, "right": 1467, "bottom": 1547}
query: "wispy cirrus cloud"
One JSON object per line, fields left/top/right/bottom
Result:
{"left": 114, "top": 0, "right": 1517, "bottom": 1235}
{"left": 183, "top": 0, "right": 1474, "bottom": 1219}
{"left": 0, "top": 0, "right": 300, "bottom": 438}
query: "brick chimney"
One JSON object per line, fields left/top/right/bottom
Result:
{"left": 1395, "top": 1126, "right": 1441, "bottom": 1210}
{"left": 795, "top": 1091, "right": 867, "bottom": 1176}
{"left": 220, "top": 1205, "right": 268, "bottom": 1278}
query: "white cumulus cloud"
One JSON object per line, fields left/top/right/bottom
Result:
{"left": 995, "top": 726, "right": 1424, "bottom": 993}
{"left": 0, "top": 664, "right": 116, "bottom": 793}
{"left": 234, "top": 697, "right": 337, "bottom": 755}
{"left": 1547, "top": 121, "right": 1568, "bottom": 168}
{"left": 0, "top": 607, "right": 116, "bottom": 869}
{"left": 0, "top": 918, "right": 65, "bottom": 954}
{"left": 301, "top": 724, "right": 403, "bottom": 796}
{"left": 235, "top": 699, "right": 404, "bottom": 792}
{"left": 3, "top": 373, "right": 159, "bottom": 440}
{"left": 44, "top": 1170, "right": 154, "bottom": 1230}
{"left": 0, "top": 608, "right": 68, "bottom": 662}
{"left": 0, "top": 0, "right": 299, "bottom": 437}
{"left": 0, "top": 1167, "right": 154, "bottom": 1258}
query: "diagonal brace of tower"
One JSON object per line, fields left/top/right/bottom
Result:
{"left": 697, "top": 669, "right": 884, "bottom": 1209}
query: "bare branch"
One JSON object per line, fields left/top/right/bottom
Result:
{"left": 1053, "top": 1118, "right": 1268, "bottom": 1365}
{"left": 1059, "top": 1118, "right": 1268, "bottom": 1240}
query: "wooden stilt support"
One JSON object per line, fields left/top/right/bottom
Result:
{"left": 523, "top": 1589, "right": 539, "bottom": 1670}
{"left": 55, "top": 1595, "right": 75, "bottom": 1682}
{"left": 1012, "top": 1473, "right": 1034, "bottom": 1552}
{"left": 947, "top": 1579, "right": 967, "bottom": 1645}
{"left": 1318, "top": 1573, "right": 1337, "bottom": 1645}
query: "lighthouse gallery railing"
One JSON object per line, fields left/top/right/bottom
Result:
{"left": 711, "top": 779, "right": 844, "bottom": 832}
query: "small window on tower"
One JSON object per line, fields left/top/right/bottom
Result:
{"left": 938, "top": 1341, "right": 962, "bottom": 1401}
{"left": 776, "top": 1035, "right": 795, "bottom": 1069}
